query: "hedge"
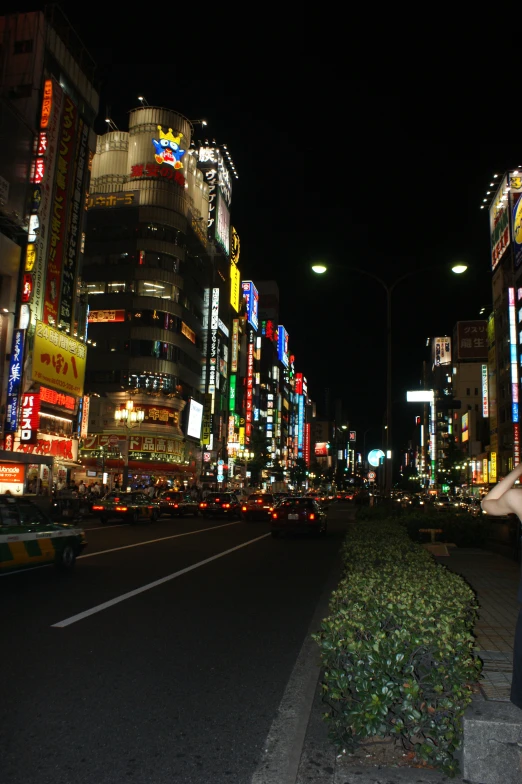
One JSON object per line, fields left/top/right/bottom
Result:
{"left": 312, "top": 520, "right": 481, "bottom": 777}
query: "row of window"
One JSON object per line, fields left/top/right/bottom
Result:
{"left": 87, "top": 251, "right": 181, "bottom": 274}
{"left": 85, "top": 370, "right": 189, "bottom": 396}
{"left": 91, "top": 340, "right": 201, "bottom": 376}
{"left": 85, "top": 280, "right": 203, "bottom": 322}
{"left": 88, "top": 222, "right": 185, "bottom": 246}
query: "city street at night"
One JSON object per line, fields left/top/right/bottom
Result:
{"left": 1, "top": 505, "right": 348, "bottom": 784}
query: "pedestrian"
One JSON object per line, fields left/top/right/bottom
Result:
{"left": 481, "top": 462, "right": 522, "bottom": 709}
{"left": 78, "top": 480, "right": 86, "bottom": 495}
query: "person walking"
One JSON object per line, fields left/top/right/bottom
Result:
{"left": 481, "top": 462, "right": 522, "bottom": 709}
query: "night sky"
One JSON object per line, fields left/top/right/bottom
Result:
{"left": 12, "top": 5, "right": 521, "bottom": 452}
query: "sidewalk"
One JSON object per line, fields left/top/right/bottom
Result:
{"left": 296, "top": 545, "right": 522, "bottom": 784}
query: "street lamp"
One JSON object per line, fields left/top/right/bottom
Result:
{"left": 312, "top": 261, "right": 468, "bottom": 498}
{"left": 114, "top": 400, "right": 145, "bottom": 491}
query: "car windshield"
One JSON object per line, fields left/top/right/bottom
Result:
{"left": 247, "top": 494, "right": 273, "bottom": 502}
{"left": 279, "top": 498, "right": 314, "bottom": 508}
{"left": 208, "top": 495, "right": 231, "bottom": 502}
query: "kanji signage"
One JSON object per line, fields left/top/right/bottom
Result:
{"left": 32, "top": 320, "right": 87, "bottom": 397}
{"left": 20, "top": 393, "right": 41, "bottom": 443}
{"left": 456, "top": 320, "right": 488, "bottom": 361}
{"left": 43, "top": 94, "right": 78, "bottom": 325}
{"left": 141, "top": 405, "right": 181, "bottom": 430}
{"left": 5, "top": 330, "right": 25, "bottom": 434}
{"left": 39, "top": 385, "right": 76, "bottom": 411}
{"left": 130, "top": 162, "right": 185, "bottom": 188}
{"left": 17, "top": 432, "right": 78, "bottom": 461}
{"left": 88, "top": 309, "right": 125, "bottom": 323}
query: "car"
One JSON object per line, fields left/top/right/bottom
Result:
{"left": 158, "top": 490, "right": 199, "bottom": 518}
{"left": 270, "top": 496, "right": 328, "bottom": 538}
{"left": 92, "top": 491, "right": 161, "bottom": 524}
{"left": 199, "top": 492, "right": 242, "bottom": 519}
{"left": 0, "top": 495, "right": 87, "bottom": 572}
{"left": 434, "top": 494, "right": 454, "bottom": 509}
{"left": 240, "top": 492, "right": 275, "bottom": 521}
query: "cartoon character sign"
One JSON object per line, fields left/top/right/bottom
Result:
{"left": 152, "top": 126, "right": 185, "bottom": 169}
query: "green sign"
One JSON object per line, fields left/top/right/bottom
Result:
{"left": 229, "top": 374, "right": 236, "bottom": 411}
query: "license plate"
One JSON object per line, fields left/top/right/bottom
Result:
{"left": 288, "top": 514, "right": 299, "bottom": 520}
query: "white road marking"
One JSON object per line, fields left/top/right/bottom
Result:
{"left": 83, "top": 523, "right": 127, "bottom": 531}
{"left": 52, "top": 533, "right": 271, "bottom": 628}
{"left": 77, "top": 520, "right": 242, "bottom": 559}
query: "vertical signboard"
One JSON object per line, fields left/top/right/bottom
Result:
{"left": 201, "top": 393, "right": 212, "bottom": 446}
{"left": 231, "top": 318, "right": 239, "bottom": 372}
{"left": 297, "top": 394, "right": 304, "bottom": 457}
{"left": 277, "top": 325, "right": 289, "bottom": 368}
{"left": 208, "top": 288, "right": 219, "bottom": 392}
{"left": 43, "top": 95, "right": 78, "bottom": 325}
{"left": 59, "top": 117, "right": 89, "bottom": 327}
{"left": 19, "top": 392, "right": 40, "bottom": 443}
{"left": 482, "top": 364, "right": 489, "bottom": 417}
{"left": 489, "top": 174, "right": 510, "bottom": 271}
{"left": 456, "top": 321, "right": 488, "bottom": 360}
{"left": 31, "top": 77, "right": 64, "bottom": 328}
{"left": 246, "top": 328, "right": 254, "bottom": 442}
{"left": 229, "top": 374, "right": 236, "bottom": 412}
{"left": 509, "top": 288, "right": 520, "bottom": 464}
{"left": 4, "top": 330, "right": 25, "bottom": 433}
{"left": 241, "top": 281, "right": 259, "bottom": 331}
{"left": 432, "top": 336, "right": 451, "bottom": 367}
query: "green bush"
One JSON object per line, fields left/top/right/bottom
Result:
{"left": 312, "top": 521, "right": 481, "bottom": 777}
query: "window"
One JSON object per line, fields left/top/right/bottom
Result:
{"left": 0, "top": 502, "right": 20, "bottom": 526}
{"left": 137, "top": 280, "right": 179, "bottom": 301}
{"left": 475, "top": 388, "right": 479, "bottom": 395}
{"left": 18, "top": 505, "right": 49, "bottom": 526}
{"left": 466, "top": 388, "right": 470, "bottom": 395}
{"left": 86, "top": 282, "right": 106, "bottom": 294}
{"left": 107, "top": 282, "right": 126, "bottom": 293}
{"left": 14, "top": 40, "right": 33, "bottom": 54}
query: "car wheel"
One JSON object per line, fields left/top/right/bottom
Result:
{"left": 130, "top": 509, "right": 140, "bottom": 524}
{"left": 56, "top": 545, "right": 76, "bottom": 570}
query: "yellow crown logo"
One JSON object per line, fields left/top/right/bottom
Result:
{"left": 158, "top": 126, "right": 183, "bottom": 145}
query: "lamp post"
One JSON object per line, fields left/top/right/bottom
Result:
{"left": 114, "top": 399, "right": 145, "bottom": 491}
{"left": 312, "top": 261, "right": 468, "bottom": 498}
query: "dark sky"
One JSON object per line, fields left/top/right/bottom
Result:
{"left": 15, "top": 5, "right": 521, "bottom": 452}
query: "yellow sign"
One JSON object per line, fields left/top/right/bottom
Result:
{"left": 230, "top": 263, "right": 240, "bottom": 312}
{"left": 490, "top": 452, "right": 497, "bottom": 483}
{"left": 231, "top": 227, "right": 240, "bottom": 265}
{"left": 25, "top": 243, "right": 36, "bottom": 272}
{"left": 32, "top": 320, "right": 87, "bottom": 397}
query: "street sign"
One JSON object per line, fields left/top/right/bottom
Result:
{"left": 368, "top": 471, "right": 376, "bottom": 480}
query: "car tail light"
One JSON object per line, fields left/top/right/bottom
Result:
{"left": 115, "top": 506, "right": 128, "bottom": 512}
{"left": 215, "top": 498, "right": 221, "bottom": 503}
{"left": 257, "top": 499, "right": 262, "bottom": 504}
{"left": 92, "top": 505, "right": 103, "bottom": 511}
{"left": 148, "top": 506, "right": 154, "bottom": 509}
{"left": 222, "top": 503, "right": 230, "bottom": 508}
{"left": 242, "top": 506, "right": 247, "bottom": 511}
{"left": 272, "top": 512, "right": 278, "bottom": 519}
{"left": 174, "top": 504, "right": 179, "bottom": 508}
{"left": 200, "top": 502, "right": 207, "bottom": 508}
{"left": 309, "top": 512, "right": 316, "bottom": 520}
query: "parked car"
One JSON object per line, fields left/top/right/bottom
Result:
{"left": 240, "top": 492, "right": 275, "bottom": 521}
{"left": 92, "top": 491, "right": 161, "bottom": 524}
{"left": 199, "top": 492, "right": 242, "bottom": 519}
{"left": 0, "top": 496, "right": 86, "bottom": 572}
{"left": 158, "top": 490, "right": 199, "bottom": 518}
{"left": 270, "top": 496, "right": 327, "bottom": 538}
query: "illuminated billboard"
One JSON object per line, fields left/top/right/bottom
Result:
{"left": 32, "top": 320, "right": 87, "bottom": 397}
{"left": 242, "top": 281, "right": 259, "bottom": 330}
{"left": 215, "top": 190, "right": 230, "bottom": 255}
{"left": 230, "top": 263, "right": 240, "bottom": 312}
{"left": 315, "top": 442, "right": 329, "bottom": 456}
{"left": 489, "top": 174, "right": 510, "bottom": 270}
{"left": 277, "top": 326, "right": 289, "bottom": 368}
{"left": 432, "top": 336, "right": 451, "bottom": 367}
{"left": 186, "top": 398, "right": 203, "bottom": 440}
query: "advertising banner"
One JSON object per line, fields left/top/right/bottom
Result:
{"left": 31, "top": 77, "right": 64, "bottom": 328}
{"left": 43, "top": 94, "right": 78, "bottom": 325}
{"left": 230, "top": 262, "right": 240, "bottom": 312}
{"left": 278, "top": 325, "right": 289, "bottom": 368}
{"left": 489, "top": 174, "right": 510, "bottom": 271}
{"left": 315, "top": 442, "right": 329, "bottom": 456}
{"left": 201, "top": 394, "right": 212, "bottom": 446}
{"left": 231, "top": 319, "right": 239, "bottom": 372}
{"left": 88, "top": 309, "right": 126, "bottom": 323}
{"left": 0, "top": 464, "right": 25, "bottom": 494}
{"left": 19, "top": 392, "right": 41, "bottom": 444}
{"left": 456, "top": 320, "right": 487, "bottom": 360}
{"left": 5, "top": 330, "right": 25, "bottom": 433}
{"left": 17, "top": 432, "right": 78, "bottom": 461}
{"left": 242, "top": 281, "right": 259, "bottom": 331}
{"left": 432, "top": 336, "right": 451, "bottom": 367}
{"left": 32, "top": 320, "right": 86, "bottom": 397}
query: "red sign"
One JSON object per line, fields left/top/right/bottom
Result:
{"left": 295, "top": 373, "right": 303, "bottom": 394}
{"left": 20, "top": 393, "right": 40, "bottom": 444}
{"left": 456, "top": 320, "right": 488, "bottom": 361}
{"left": 315, "top": 442, "right": 329, "bottom": 456}
{"left": 3, "top": 433, "right": 14, "bottom": 452}
{"left": 22, "top": 274, "right": 33, "bottom": 303}
{"left": 130, "top": 162, "right": 185, "bottom": 188}
{"left": 88, "top": 309, "right": 125, "bottom": 323}
{"left": 17, "top": 435, "right": 75, "bottom": 459}
{"left": 40, "top": 386, "right": 76, "bottom": 411}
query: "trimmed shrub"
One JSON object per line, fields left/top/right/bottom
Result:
{"left": 312, "top": 520, "right": 481, "bottom": 777}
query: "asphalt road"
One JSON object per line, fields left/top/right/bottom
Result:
{"left": 1, "top": 503, "right": 351, "bottom": 784}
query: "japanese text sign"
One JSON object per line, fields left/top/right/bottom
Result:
{"left": 32, "top": 320, "right": 86, "bottom": 396}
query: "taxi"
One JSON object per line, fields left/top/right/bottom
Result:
{"left": 240, "top": 492, "right": 275, "bottom": 521}
{"left": 92, "top": 490, "right": 161, "bottom": 524}
{"left": 0, "top": 496, "right": 86, "bottom": 572}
